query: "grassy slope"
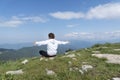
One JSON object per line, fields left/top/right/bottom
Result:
{"left": 0, "top": 43, "right": 120, "bottom": 80}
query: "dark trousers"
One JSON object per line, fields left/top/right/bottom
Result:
{"left": 39, "top": 50, "right": 56, "bottom": 57}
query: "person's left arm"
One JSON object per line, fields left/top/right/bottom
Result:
{"left": 57, "top": 40, "right": 70, "bottom": 45}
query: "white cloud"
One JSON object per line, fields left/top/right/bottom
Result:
{"left": 21, "top": 16, "right": 47, "bottom": 23}
{"left": 50, "top": 3, "right": 120, "bottom": 20}
{"left": 65, "top": 31, "right": 120, "bottom": 40}
{"left": 86, "top": 3, "right": 120, "bottom": 19}
{"left": 0, "top": 16, "right": 47, "bottom": 27}
{"left": 0, "top": 20, "right": 23, "bottom": 27}
{"left": 67, "top": 24, "right": 80, "bottom": 28}
{"left": 49, "top": 11, "right": 84, "bottom": 20}
{"left": 65, "top": 32, "right": 79, "bottom": 37}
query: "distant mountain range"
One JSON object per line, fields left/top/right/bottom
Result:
{"left": 0, "top": 40, "right": 98, "bottom": 49}
{"left": 0, "top": 40, "right": 118, "bottom": 61}
{"left": 0, "top": 42, "right": 33, "bottom": 49}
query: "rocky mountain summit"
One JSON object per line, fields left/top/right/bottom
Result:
{"left": 0, "top": 43, "right": 120, "bottom": 80}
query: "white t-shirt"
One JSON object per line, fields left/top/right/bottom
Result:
{"left": 35, "top": 39, "right": 69, "bottom": 56}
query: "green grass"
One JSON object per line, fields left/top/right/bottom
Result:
{"left": 0, "top": 43, "right": 120, "bottom": 80}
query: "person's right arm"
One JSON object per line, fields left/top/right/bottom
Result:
{"left": 34, "top": 40, "right": 49, "bottom": 46}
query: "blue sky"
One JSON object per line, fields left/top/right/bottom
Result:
{"left": 0, "top": 0, "right": 120, "bottom": 44}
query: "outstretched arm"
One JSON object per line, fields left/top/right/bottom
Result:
{"left": 34, "top": 40, "right": 48, "bottom": 46}
{"left": 57, "top": 41, "right": 70, "bottom": 45}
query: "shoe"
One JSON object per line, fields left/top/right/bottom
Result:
{"left": 40, "top": 57, "right": 44, "bottom": 61}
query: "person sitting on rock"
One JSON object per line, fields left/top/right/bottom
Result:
{"left": 34, "top": 33, "right": 69, "bottom": 57}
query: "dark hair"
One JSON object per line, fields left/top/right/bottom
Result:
{"left": 48, "top": 33, "right": 55, "bottom": 39}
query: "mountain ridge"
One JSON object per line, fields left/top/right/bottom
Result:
{"left": 0, "top": 42, "right": 120, "bottom": 80}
